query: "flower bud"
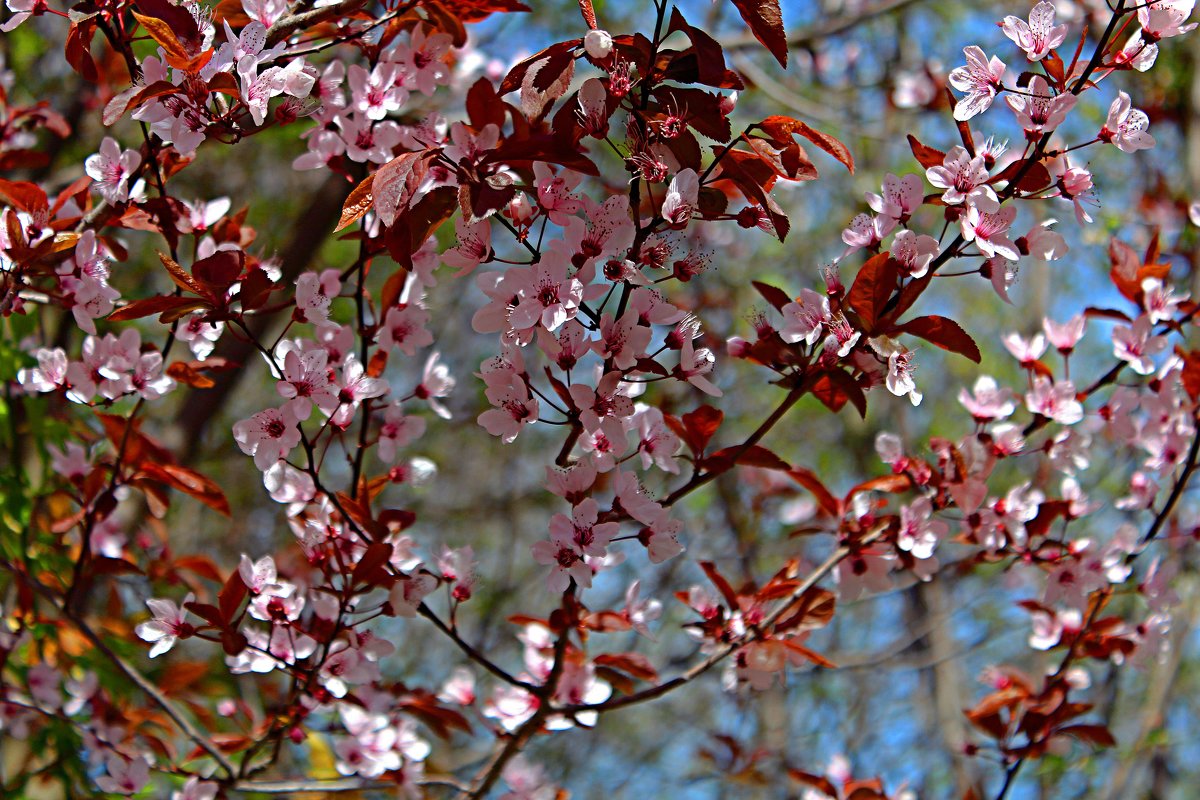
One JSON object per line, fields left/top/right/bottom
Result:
{"left": 584, "top": 29, "right": 613, "bottom": 60}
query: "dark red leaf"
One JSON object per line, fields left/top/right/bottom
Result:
{"left": 218, "top": 571, "right": 246, "bottom": 624}
{"left": 681, "top": 405, "right": 724, "bottom": 456}
{"left": 907, "top": 134, "right": 945, "bottom": 170}
{"left": 729, "top": 0, "right": 787, "bottom": 67}
{"left": 699, "top": 561, "right": 739, "bottom": 609}
{"left": 353, "top": 542, "right": 395, "bottom": 586}
{"left": 751, "top": 280, "right": 791, "bottom": 312}
{"left": 108, "top": 295, "right": 209, "bottom": 322}
{"left": 845, "top": 252, "right": 897, "bottom": 334}
{"left": 897, "top": 315, "right": 981, "bottom": 363}
{"left": 787, "top": 468, "right": 839, "bottom": 517}
{"left": 758, "top": 115, "right": 853, "bottom": 173}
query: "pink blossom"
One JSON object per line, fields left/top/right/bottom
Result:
{"left": 1000, "top": 2, "right": 1068, "bottom": 61}
{"left": 958, "top": 375, "right": 1016, "bottom": 420}
{"left": 549, "top": 498, "right": 617, "bottom": 558}
{"left": 780, "top": 289, "right": 831, "bottom": 346}
{"left": 948, "top": 46, "right": 1006, "bottom": 121}
{"left": 632, "top": 405, "right": 681, "bottom": 473}
{"left": 1003, "top": 331, "right": 1047, "bottom": 365}
{"left": 1137, "top": 0, "right": 1196, "bottom": 40}
{"left": 331, "top": 354, "right": 389, "bottom": 426}
{"left": 172, "top": 777, "right": 219, "bottom": 800}
{"left": 836, "top": 550, "right": 892, "bottom": 600}
{"left": 294, "top": 269, "right": 341, "bottom": 328}
{"left": 18, "top": 347, "right": 68, "bottom": 393}
{"left": 1099, "top": 92, "right": 1155, "bottom": 153}
{"left": 569, "top": 371, "right": 635, "bottom": 432}
{"left": 442, "top": 215, "right": 493, "bottom": 275}
{"left": 348, "top": 63, "right": 407, "bottom": 121}
{"left": 509, "top": 255, "right": 584, "bottom": 333}
{"left": 233, "top": 406, "right": 303, "bottom": 470}
{"left": 623, "top": 580, "right": 662, "bottom": 639}
{"left": 394, "top": 24, "right": 453, "bottom": 96}
{"left": 866, "top": 173, "right": 922, "bottom": 224}
{"left": 377, "top": 304, "right": 434, "bottom": 355}
{"left": 891, "top": 230, "right": 939, "bottom": 278}
{"left": 429, "top": 668, "right": 477, "bottom": 711}
{"left": 871, "top": 337, "right": 921, "bottom": 406}
{"left": 1006, "top": 76, "right": 1076, "bottom": 138}
{"left": 1043, "top": 314, "right": 1086, "bottom": 353}
{"left": 96, "top": 756, "right": 151, "bottom": 795}
{"left": 584, "top": 28, "right": 614, "bottom": 59}
{"left": 276, "top": 346, "right": 337, "bottom": 419}
{"left": 593, "top": 309, "right": 651, "bottom": 370}
{"left": 1141, "top": 277, "right": 1186, "bottom": 323}
{"left": 478, "top": 369, "right": 538, "bottom": 443}
{"left": 840, "top": 213, "right": 891, "bottom": 257}
{"left": 925, "top": 146, "right": 999, "bottom": 211}
{"left": 533, "top": 162, "right": 582, "bottom": 225}
{"left": 85, "top": 137, "right": 141, "bottom": 205}
{"left": 662, "top": 168, "right": 699, "bottom": 226}
{"left": 1113, "top": 314, "right": 1168, "bottom": 375}
{"left": 532, "top": 527, "right": 592, "bottom": 591}
{"left": 961, "top": 204, "right": 1019, "bottom": 260}
{"left": 1025, "top": 377, "right": 1083, "bottom": 424}
{"left": 642, "top": 508, "right": 684, "bottom": 563}
{"left": 135, "top": 593, "right": 195, "bottom": 657}
{"left": 1021, "top": 219, "right": 1068, "bottom": 261}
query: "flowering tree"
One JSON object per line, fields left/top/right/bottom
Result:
{"left": 1, "top": 0, "right": 1199, "bottom": 797}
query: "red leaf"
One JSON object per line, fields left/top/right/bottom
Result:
{"left": 788, "top": 769, "right": 838, "bottom": 797}
{"left": 681, "top": 405, "right": 724, "bottom": 456}
{"left": 336, "top": 172, "right": 374, "bottom": 232}
{"left": 218, "top": 571, "right": 246, "bottom": 625}
{"left": 500, "top": 41, "right": 578, "bottom": 95}
{"left": 166, "top": 361, "right": 215, "bottom": 389}
{"left": 730, "top": 0, "right": 787, "bottom": 67}
{"left": 700, "top": 561, "right": 739, "bottom": 609}
{"left": 373, "top": 151, "right": 434, "bottom": 227}
{"left": 239, "top": 266, "right": 276, "bottom": 311}
{"left": 845, "top": 474, "right": 912, "bottom": 501}
{"left": 1179, "top": 348, "right": 1200, "bottom": 401}
{"left": 0, "top": 179, "right": 49, "bottom": 215}
{"left": 846, "top": 252, "right": 897, "bottom": 334}
{"left": 108, "top": 295, "right": 209, "bottom": 322}
{"left": 787, "top": 468, "right": 839, "bottom": 517}
{"left": 65, "top": 22, "right": 99, "bottom": 82}
{"left": 185, "top": 601, "right": 224, "bottom": 627}
{"left": 667, "top": 8, "right": 730, "bottom": 89}
{"left": 752, "top": 280, "right": 791, "bottom": 312}
{"left": 805, "top": 369, "right": 867, "bottom": 418}
{"left": 466, "top": 78, "right": 506, "bottom": 131}
{"left": 897, "top": 315, "right": 981, "bottom": 363}
{"left": 158, "top": 251, "right": 206, "bottom": 296}
{"left": 353, "top": 542, "right": 394, "bottom": 586}
{"left": 593, "top": 652, "right": 658, "bottom": 682}
{"left": 577, "top": 0, "right": 597, "bottom": 28}
{"left": 907, "top": 134, "right": 945, "bottom": 170}
{"left": 758, "top": 115, "right": 854, "bottom": 173}
{"left": 705, "top": 444, "right": 791, "bottom": 473}
{"left": 139, "top": 462, "right": 230, "bottom": 516}
{"left": 1057, "top": 724, "right": 1116, "bottom": 748}
{"left": 992, "top": 158, "right": 1053, "bottom": 194}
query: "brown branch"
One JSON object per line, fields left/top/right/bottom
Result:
{"left": 555, "top": 529, "right": 882, "bottom": 716}
{"left": 3, "top": 566, "right": 236, "bottom": 777}
{"left": 231, "top": 775, "right": 468, "bottom": 793}
{"left": 459, "top": 596, "right": 572, "bottom": 799}
{"left": 265, "top": 0, "right": 369, "bottom": 46}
